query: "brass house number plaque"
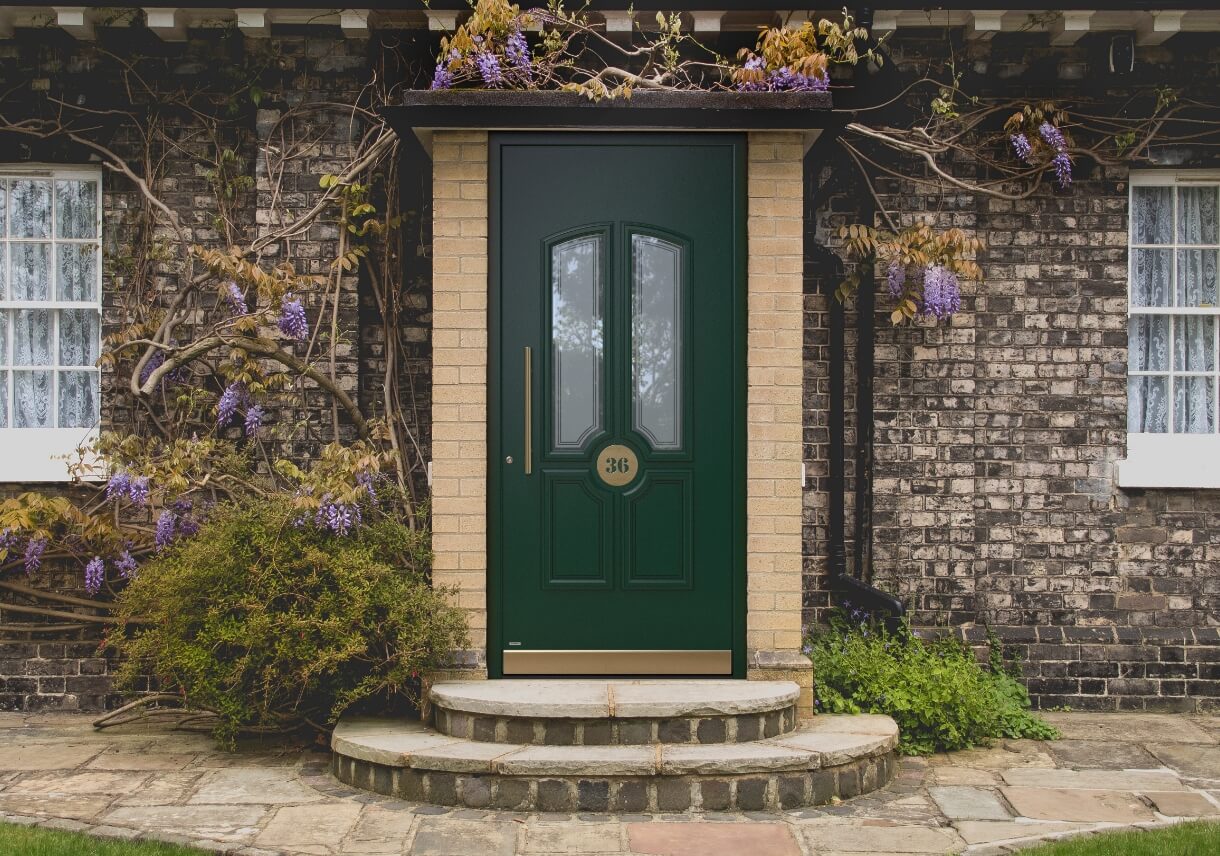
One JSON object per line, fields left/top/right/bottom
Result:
{"left": 596, "top": 444, "right": 638, "bottom": 487}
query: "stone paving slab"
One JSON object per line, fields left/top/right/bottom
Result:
{"left": 1, "top": 712, "right": 1218, "bottom": 855}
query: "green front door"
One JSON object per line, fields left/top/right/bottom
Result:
{"left": 489, "top": 134, "right": 745, "bottom": 677}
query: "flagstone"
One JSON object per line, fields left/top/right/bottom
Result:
{"left": 1039, "top": 713, "right": 1214, "bottom": 745}
{"left": 801, "top": 822, "right": 962, "bottom": 852}
{"left": 0, "top": 793, "right": 115, "bottom": 820}
{"left": 256, "top": 802, "right": 363, "bottom": 853}
{"left": 86, "top": 748, "right": 199, "bottom": 771}
{"left": 0, "top": 742, "right": 104, "bottom": 770}
{"left": 1000, "top": 787, "right": 1156, "bottom": 823}
{"left": 1001, "top": 768, "right": 1185, "bottom": 791}
{"left": 102, "top": 803, "right": 268, "bottom": 842}
{"left": 928, "top": 786, "right": 1011, "bottom": 820}
{"left": 953, "top": 820, "right": 1093, "bottom": 845}
{"left": 523, "top": 822, "right": 621, "bottom": 853}
{"left": 1146, "top": 744, "right": 1220, "bottom": 781}
{"left": 1046, "top": 739, "right": 1160, "bottom": 770}
{"left": 188, "top": 767, "right": 324, "bottom": 805}
{"left": 4, "top": 770, "right": 145, "bottom": 795}
{"left": 1143, "top": 791, "right": 1220, "bottom": 817}
{"left": 628, "top": 822, "right": 799, "bottom": 856}
{"left": 114, "top": 772, "right": 206, "bottom": 807}
{"left": 412, "top": 817, "right": 520, "bottom": 855}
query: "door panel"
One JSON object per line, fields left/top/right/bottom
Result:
{"left": 489, "top": 134, "right": 745, "bottom": 677}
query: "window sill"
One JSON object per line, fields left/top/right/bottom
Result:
{"left": 1118, "top": 434, "right": 1220, "bottom": 489}
{"left": 0, "top": 428, "right": 101, "bottom": 482}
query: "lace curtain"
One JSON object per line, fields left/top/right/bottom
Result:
{"left": 0, "top": 175, "right": 100, "bottom": 430}
{"left": 1129, "top": 183, "right": 1219, "bottom": 434}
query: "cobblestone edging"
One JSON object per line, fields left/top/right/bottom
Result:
{"left": 330, "top": 749, "right": 897, "bottom": 812}
{"left": 433, "top": 705, "right": 799, "bottom": 745}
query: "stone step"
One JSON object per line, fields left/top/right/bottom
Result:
{"left": 428, "top": 679, "right": 800, "bottom": 745}
{"left": 331, "top": 713, "right": 899, "bottom": 812}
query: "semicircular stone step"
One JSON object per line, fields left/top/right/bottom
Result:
{"left": 331, "top": 713, "right": 899, "bottom": 812}
{"left": 429, "top": 679, "right": 801, "bottom": 745}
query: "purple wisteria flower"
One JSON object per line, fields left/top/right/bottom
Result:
{"left": 356, "top": 470, "right": 377, "bottom": 501}
{"left": 85, "top": 557, "right": 105, "bottom": 595}
{"left": 217, "top": 382, "right": 245, "bottom": 427}
{"left": 155, "top": 510, "right": 176, "bottom": 550}
{"left": 736, "top": 55, "right": 768, "bottom": 91}
{"left": 1010, "top": 133, "right": 1032, "bottom": 162}
{"left": 476, "top": 51, "right": 502, "bottom": 86}
{"left": 116, "top": 549, "right": 138, "bottom": 579}
{"left": 0, "top": 528, "right": 15, "bottom": 553}
{"left": 24, "top": 538, "right": 46, "bottom": 575}
{"left": 106, "top": 471, "right": 131, "bottom": 502}
{"left": 128, "top": 476, "right": 150, "bottom": 508}
{"left": 430, "top": 64, "right": 454, "bottom": 91}
{"left": 885, "top": 261, "right": 907, "bottom": 300}
{"left": 278, "top": 295, "right": 309, "bottom": 341}
{"left": 244, "top": 405, "right": 264, "bottom": 438}
{"left": 1052, "top": 152, "right": 1073, "bottom": 188}
{"left": 315, "top": 496, "right": 362, "bottom": 536}
{"left": 766, "top": 66, "right": 829, "bottom": 92}
{"left": 225, "top": 282, "right": 248, "bottom": 315}
{"left": 505, "top": 28, "right": 531, "bottom": 75}
{"left": 139, "top": 351, "right": 164, "bottom": 386}
{"left": 1039, "top": 121, "right": 1066, "bottom": 151}
{"left": 178, "top": 515, "right": 201, "bottom": 538}
{"left": 920, "top": 264, "right": 962, "bottom": 320}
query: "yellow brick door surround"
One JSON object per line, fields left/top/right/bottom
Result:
{"left": 428, "top": 130, "right": 812, "bottom": 713}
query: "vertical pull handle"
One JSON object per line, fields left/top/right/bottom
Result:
{"left": 524, "top": 346, "right": 533, "bottom": 475}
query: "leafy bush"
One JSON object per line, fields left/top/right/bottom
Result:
{"left": 110, "top": 497, "right": 467, "bottom": 747}
{"left": 808, "top": 611, "right": 1058, "bottom": 755}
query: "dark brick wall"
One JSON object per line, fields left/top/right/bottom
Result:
{"left": 802, "top": 30, "right": 1220, "bottom": 712}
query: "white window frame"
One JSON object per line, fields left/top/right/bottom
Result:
{"left": 1118, "top": 169, "right": 1220, "bottom": 489}
{"left": 0, "top": 165, "right": 103, "bottom": 482}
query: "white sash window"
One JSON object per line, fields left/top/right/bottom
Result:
{"left": 0, "top": 167, "right": 102, "bottom": 481}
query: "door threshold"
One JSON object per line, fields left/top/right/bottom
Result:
{"left": 503, "top": 649, "right": 731, "bottom": 675}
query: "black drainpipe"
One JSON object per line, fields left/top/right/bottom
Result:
{"left": 818, "top": 7, "right": 905, "bottom": 626}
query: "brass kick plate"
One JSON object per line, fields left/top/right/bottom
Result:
{"left": 503, "top": 649, "right": 732, "bottom": 675}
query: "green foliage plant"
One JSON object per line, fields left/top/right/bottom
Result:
{"left": 109, "top": 496, "right": 468, "bottom": 748}
{"left": 808, "top": 608, "right": 1058, "bottom": 755}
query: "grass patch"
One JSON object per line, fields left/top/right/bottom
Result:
{"left": 1019, "top": 821, "right": 1220, "bottom": 855}
{"left": 0, "top": 822, "right": 205, "bottom": 855}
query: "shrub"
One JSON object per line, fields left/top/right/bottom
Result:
{"left": 110, "top": 496, "right": 467, "bottom": 747}
{"left": 808, "top": 611, "right": 1058, "bottom": 755}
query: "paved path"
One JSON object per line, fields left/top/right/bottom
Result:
{"left": 0, "top": 712, "right": 1217, "bottom": 855}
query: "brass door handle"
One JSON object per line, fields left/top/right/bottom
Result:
{"left": 524, "top": 346, "right": 533, "bottom": 475}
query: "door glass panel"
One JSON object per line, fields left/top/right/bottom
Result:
{"left": 632, "top": 234, "right": 682, "bottom": 450}
{"left": 551, "top": 235, "right": 603, "bottom": 450}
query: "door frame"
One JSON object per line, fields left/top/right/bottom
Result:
{"left": 486, "top": 132, "right": 748, "bottom": 679}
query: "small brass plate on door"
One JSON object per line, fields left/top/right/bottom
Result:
{"left": 596, "top": 444, "right": 638, "bottom": 487}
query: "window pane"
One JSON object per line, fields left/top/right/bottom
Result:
{"left": 58, "top": 309, "right": 99, "bottom": 367}
{"left": 11, "top": 242, "right": 50, "bottom": 300}
{"left": 56, "top": 243, "right": 97, "bottom": 301}
{"left": 0, "top": 372, "right": 6, "bottom": 428}
{"left": 1133, "top": 186, "right": 1172, "bottom": 244}
{"left": 0, "top": 180, "right": 6, "bottom": 237}
{"left": 58, "top": 370, "right": 98, "bottom": 428}
{"left": 13, "top": 370, "right": 51, "bottom": 427}
{"left": 1178, "top": 186, "right": 1218, "bottom": 245}
{"left": 1174, "top": 316, "right": 1215, "bottom": 372}
{"left": 551, "top": 235, "right": 603, "bottom": 450}
{"left": 632, "top": 234, "right": 682, "bottom": 450}
{"left": 1174, "top": 376, "right": 1215, "bottom": 434}
{"left": 56, "top": 179, "right": 97, "bottom": 239}
{"left": 1176, "top": 249, "right": 1218, "bottom": 307}
{"left": 1128, "top": 375, "right": 1169, "bottom": 433}
{"left": 0, "top": 312, "right": 6, "bottom": 365}
{"left": 10, "top": 180, "right": 50, "bottom": 238}
{"left": 1129, "top": 315, "right": 1170, "bottom": 371}
{"left": 1131, "top": 249, "right": 1171, "bottom": 307}
{"left": 0, "top": 239, "right": 5, "bottom": 300}
{"left": 14, "top": 310, "right": 50, "bottom": 365}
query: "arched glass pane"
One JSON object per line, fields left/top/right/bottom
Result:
{"left": 551, "top": 235, "right": 603, "bottom": 450}
{"left": 632, "top": 234, "right": 682, "bottom": 450}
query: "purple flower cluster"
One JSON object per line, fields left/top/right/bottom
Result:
{"left": 885, "top": 261, "right": 907, "bottom": 300}
{"left": 85, "top": 556, "right": 105, "bottom": 595}
{"left": 505, "top": 29, "right": 531, "bottom": 75}
{"left": 278, "top": 295, "right": 309, "bottom": 341}
{"left": 0, "top": 528, "right": 15, "bottom": 553}
{"left": 920, "top": 264, "right": 962, "bottom": 320}
{"left": 155, "top": 509, "right": 176, "bottom": 551}
{"left": 106, "top": 472, "right": 150, "bottom": 508}
{"left": 476, "top": 51, "right": 502, "bottom": 86}
{"left": 736, "top": 56, "right": 828, "bottom": 92}
{"left": 1010, "top": 133, "right": 1032, "bottom": 162}
{"left": 116, "top": 549, "right": 138, "bottom": 579}
{"left": 431, "top": 64, "right": 454, "bottom": 90}
{"left": 225, "top": 282, "right": 248, "bottom": 315}
{"left": 23, "top": 538, "right": 46, "bottom": 575}
{"left": 1038, "top": 121, "right": 1072, "bottom": 188}
{"left": 217, "top": 382, "right": 246, "bottom": 428}
{"left": 315, "top": 496, "right": 363, "bottom": 537}
{"left": 244, "top": 405, "right": 264, "bottom": 438}
{"left": 355, "top": 470, "right": 377, "bottom": 500}
{"left": 138, "top": 350, "right": 190, "bottom": 387}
